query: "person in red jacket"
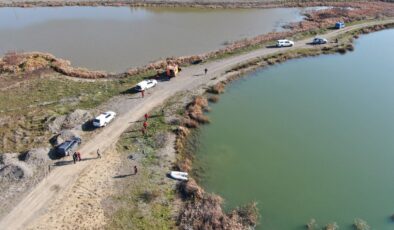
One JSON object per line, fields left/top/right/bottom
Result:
{"left": 143, "top": 121, "right": 148, "bottom": 129}
{"left": 144, "top": 113, "right": 149, "bottom": 121}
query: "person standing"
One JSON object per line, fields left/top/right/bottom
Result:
{"left": 97, "top": 149, "right": 101, "bottom": 159}
{"left": 161, "top": 109, "right": 165, "bottom": 117}
{"left": 77, "top": 152, "right": 81, "bottom": 161}
{"left": 143, "top": 121, "right": 148, "bottom": 130}
{"left": 204, "top": 68, "right": 208, "bottom": 75}
{"left": 134, "top": 165, "right": 138, "bottom": 175}
{"left": 141, "top": 90, "right": 145, "bottom": 98}
{"left": 72, "top": 152, "right": 77, "bottom": 164}
{"left": 144, "top": 113, "right": 149, "bottom": 121}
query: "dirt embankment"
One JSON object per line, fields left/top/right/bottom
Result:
{"left": 1, "top": 1, "right": 394, "bottom": 79}
{"left": 0, "top": 52, "right": 108, "bottom": 79}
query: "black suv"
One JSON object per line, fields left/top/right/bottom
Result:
{"left": 56, "top": 137, "right": 82, "bottom": 157}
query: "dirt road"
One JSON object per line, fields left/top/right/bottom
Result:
{"left": 0, "top": 19, "right": 393, "bottom": 230}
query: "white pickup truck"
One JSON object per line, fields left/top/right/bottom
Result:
{"left": 92, "top": 111, "right": 116, "bottom": 127}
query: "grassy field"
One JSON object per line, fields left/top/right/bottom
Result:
{"left": 108, "top": 105, "right": 179, "bottom": 229}
{"left": 0, "top": 71, "right": 154, "bottom": 153}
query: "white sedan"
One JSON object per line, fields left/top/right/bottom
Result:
{"left": 92, "top": 111, "right": 116, "bottom": 127}
{"left": 135, "top": 79, "right": 158, "bottom": 91}
{"left": 276, "top": 39, "right": 295, "bottom": 47}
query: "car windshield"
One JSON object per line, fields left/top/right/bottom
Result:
{"left": 93, "top": 119, "right": 100, "bottom": 123}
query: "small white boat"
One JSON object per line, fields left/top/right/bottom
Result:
{"left": 170, "top": 171, "right": 188, "bottom": 181}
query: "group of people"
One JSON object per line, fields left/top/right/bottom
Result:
{"left": 141, "top": 113, "right": 149, "bottom": 136}
{"left": 72, "top": 151, "right": 82, "bottom": 164}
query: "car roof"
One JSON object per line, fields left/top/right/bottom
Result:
{"left": 137, "top": 79, "right": 156, "bottom": 86}
{"left": 103, "top": 111, "right": 115, "bottom": 115}
{"left": 96, "top": 111, "right": 115, "bottom": 119}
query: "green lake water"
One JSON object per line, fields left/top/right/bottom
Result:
{"left": 195, "top": 29, "right": 394, "bottom": 229}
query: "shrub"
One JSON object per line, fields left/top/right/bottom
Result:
{"left": 306, "top": 218, "right": 318, "bottom": 230}
{"left": 208, "top": 82, "right": 225, "bottom": 94}
{"left": 353, "top": 218, "right": 370, "bottom": 230}
{"left": 139, "top": 190, "right": 160, "bottom": 203}
{"left": 325, "top": 222, "right": 339, "bottom": 230}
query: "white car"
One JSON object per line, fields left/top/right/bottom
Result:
{"left": 276, "top": 39, "right": 295, "bottom": 47}
{"left": 135, "top": 79, "right": 158, "bottom": 91}
{"left": 92, "top": 111, "right": 116, "bottom": 127}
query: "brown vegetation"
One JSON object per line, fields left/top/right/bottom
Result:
{"left": 0, "top": 52, "right": 108, "bottom": 79}
{"left": 185, "top": 96, "right": 210, "bottom": 124}
{"left": 208, "top": 82, "right": 226, "bottom": 94}
{"left": 177, "top": 180, "right": 258, "bottom": 230}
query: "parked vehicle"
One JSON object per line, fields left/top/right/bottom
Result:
{"left": 276, "top": 39, "right": 294, "bottom": 47}
{"left": 135, "top": 79, "right": 158, "bottom": 91}
{"left": 166, "top": 63, "right": 179, "bottom": 78}
{"left": 335, "top": 21, "right": 345, "bottom": 29}
{"left": 312, "top": 37, "right": 328, "bottom": 45}
{"left": 92, "top": 111, "right": 116, "bottom": 127}
{"left": 56, "top": 137, "right": 81, "bottom": 157}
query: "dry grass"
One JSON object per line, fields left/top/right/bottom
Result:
{"left": 208, "top": 82, "right": 225, "bottom": 94}
{"left": 177, "top": 180, "right": 258, "bottom": 230}
{"left": 0, "top": 52, "right": 108, "bottom": 78}
{"left": 186, "top": 96, "right": 210, "bottom": 124}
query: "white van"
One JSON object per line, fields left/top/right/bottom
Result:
{"left": 276, "top": 39, "right": 295, "bottom": 47}
{"left": 92, "top": 111, "right": 116, "bottom": 127}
